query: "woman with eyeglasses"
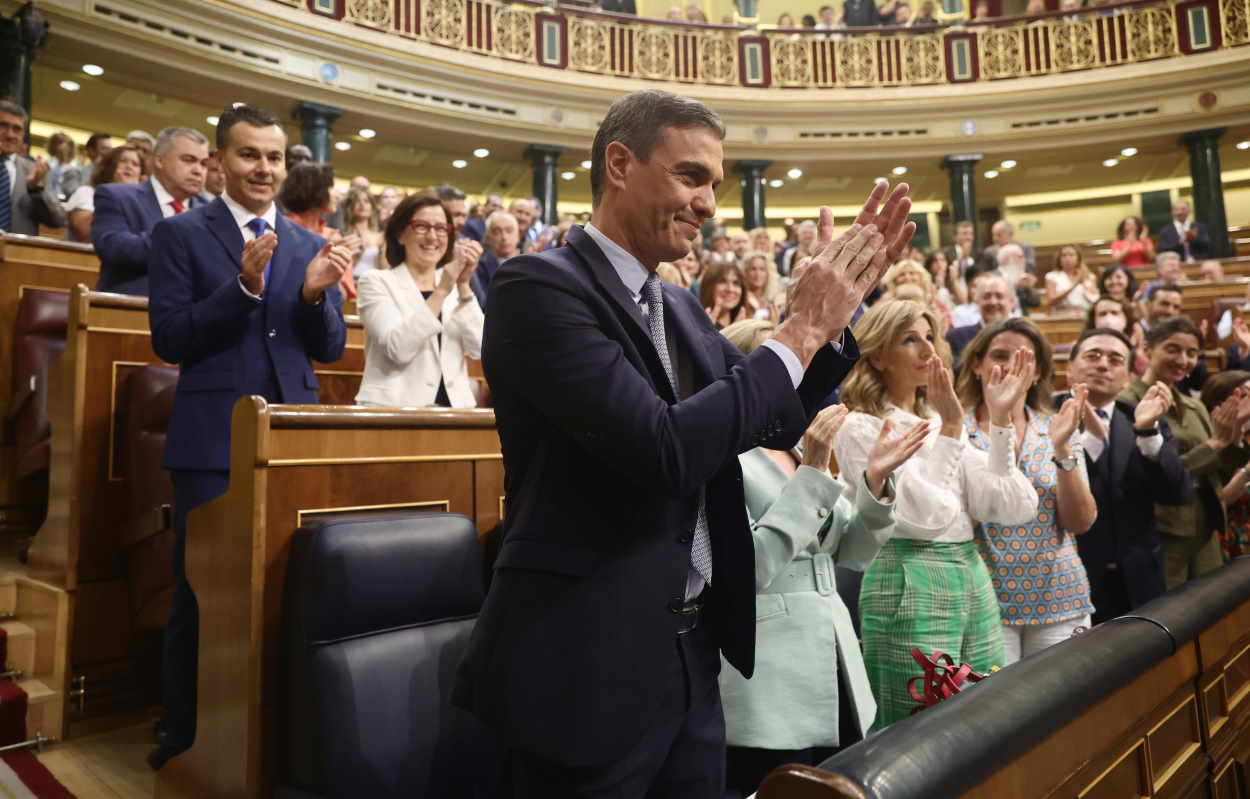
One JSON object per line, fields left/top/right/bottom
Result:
{"left": 355, "top": 193, "right": 485, "bottom": 408}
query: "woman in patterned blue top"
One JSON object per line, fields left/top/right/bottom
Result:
{"left": 956, "top": 318, "right": 1098, "bottom": 665}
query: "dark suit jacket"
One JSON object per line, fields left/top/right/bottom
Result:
{"left": 5, "top": 155, "right": 66, "bottom": 234}
{"left": 946, "top": 321, "right": 982, "bottom": 369}
{"left": 148, "top": 198, "right": 346, "bottom": 472}
{"left": 1156, "top": 220, "right": 1210, "bottom": 260}
{"left": 460, "top": 215, "right": 486, "bottom": 243}
{"left": 92, "top": 180, "right": 166, "bottom": 295}
{"left": 1061, "top": 397, "right": 1192, "bottom": 614}
{"left": 452, "top": 226, "right": 853, "bottom": 766}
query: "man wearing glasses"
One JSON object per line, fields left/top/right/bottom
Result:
{"left": 1062, "top": 327, "right": 1191, "bottom": 624}
{"left": 0, "top": 99, "right": 66, "bottom": 234}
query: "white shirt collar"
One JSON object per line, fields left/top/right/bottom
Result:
{"left": 584, "top": 222, "right": 649, "bottom": 301}
{"left": 149, "top": 177, "right": 184, "bottom": 216}
{"left": 220, "top": 190, "right": 277, "bottom": 234}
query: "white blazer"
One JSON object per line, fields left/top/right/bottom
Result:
{"left": 354, "top": 265, "right": 484, "bottom": 408}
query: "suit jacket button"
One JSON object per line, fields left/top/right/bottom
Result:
{"left": 268, "top": 329, "right": 277, "bottom": 338}
{"left": 817, "top": 507, "right": 829, "bottom": 518}
{"left": 679, "top": 533, "right": 692, "bottom": 544}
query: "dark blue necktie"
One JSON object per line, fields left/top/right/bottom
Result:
{"left": 0, "top": 155, "right": 12, "bottom": 232}
{"left": 245, "top": 217, "right": 273, "bottom": 289}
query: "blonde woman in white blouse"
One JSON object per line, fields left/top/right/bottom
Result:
{"left": 833, "top": 299, "right": 1038, "bottom": 727}
{"left": 355, "top": 193, "right": 484, "bottom": 408}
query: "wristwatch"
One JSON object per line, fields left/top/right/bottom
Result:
{"left": 1134, "top": 422, "right": 1160, "bottom": 437}
{"left": 1052, "top": 454, "right": 1079, "bottom": 472}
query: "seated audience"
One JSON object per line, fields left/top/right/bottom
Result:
{"left": 972, "top": 1, "right": 992, "bottom": 19}
{"left": 60, "top": 132, "right": 112, "bottom": 198}
{"left": 684, "top": 2, "right": 709, "bottom": 21}
{"left": 1110, "top": 216, "right": 1155, "bottom": 268}
{"left": 776, "top": 11, "right": 796, "bottom": 26}
{"left": 842, "top": 0, "right": 880, "bottom": 25}
{"left": 356, "top": 194, "right": 484, "bottom": 408}
{"left": 816, "top": 3, "right": 843, "bottom": 29}
{"left": 741, "top": 251, "right": 781, "bottom": 321}
{"left": 597, "top": 0, "right": 637, "bottom": 14}
{"left": 1202, "top": 372, "right": 1250, "bottom": 558}
{"left": 434, "top": 183, "right": 468, "bottom": 232}
{"left": 654, "top": 262, "right": 684, "bottom": 286}
{"left": 995, "top": 242, "right": 1042, "bottom": 312}
{"left": 284, "top": 143, "right": 313, "bottom": 171}
{"left": 126, "top": 129, "right": 156, "bottom": 170}
{"left": 730, "top": 230, "right": 751, "bottom": 262}
{"left": 93, "top": 126, "right": 208, "bottom": 294}
{"left": 1138, "top": 283, "right": 1183, "bottom": 334}
{"left": 280, "top": 162, "right": 355, "bottom": 299}
{"left": 883, "top": 258, "right": 949, "bottom": 332}
{"left": 666, "top": 5, "right": 685, "bottom": 20}
{"left": 947, "top": 273, "right": 1014, "bottom": 367}
{"left": 913, "top": 0, "right": 939, "bottom": 22}
{"left": 1199, "top": 259, "right": 1225, "bottom": 282}
{"left": 1065, "top": 328, "right": 1190, "bottom": 623}
{"left": 958, "top": 319, "right": 1096, "bottom": 663}
{"left": 927, "top": 249, "right": 968, "bottom": 307}
{"left": 835, "top": 300, "right": 1037, "bottom": 727}
{"left": 667, "top": 247, "right": 703, "bottom": 292}
{"left": 460, "top": 192, "right": 500, "bottom": 242}
{"left": 198, "top": 155, "right": 225, "bottom": 201}
{"left": 700, "top": 261, "right": 749, "bottom": 329}
{"left": 945, "top": 220, "right": 978, "bottom": 284}
{"left": 1226, "top": 314, "right": 1250, "bottom": 372}
{"left": 707, "top": 232, "right": 737, "bottom": 267}
{"left": 0, "top": 99, "right": 67, "bottom": 235}
{"left": 1043, "top": 244, "right": 1099, "bottom": 312}
{"left": 343, "top": 185, "right": 383, "bottom": 278}
{"left": 748, "top": 226, "right": 773, "bottom": 260}
{"left": 781, "top": 219, "right": 817, "bottom": 276}
{"left": 1120, "top": 316, "right": 1246, "bottom": 588}
{"left": 1135, "top": 251, "right": 1183, "bottom": 301}
{"left": 719, "top": 367, "right": 922, "bottom": 797}
{"left": 1099, "top": 263, "right": 1138, "bottom": 304}
{"left": 1157, "top": 198, "right": 1210, "bottom": 262}
{"left": 45, "top": 131, "right": 75, "bottom": 200}
{"left": 377, "top": 186, "right": 401, "bottom": 225}
{"left": 65, "top": 143, "right": 145, "bottom": 242}
{"left": 1081, "top": 296, "right": 1149, "bottom": 373}
{"left": 977, "top": 219, "right": 1037, "bottom": 275}
{"left": 472, "top": 209, "right": 520, "bottom": 308}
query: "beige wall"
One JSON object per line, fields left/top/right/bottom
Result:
{"left": 1004, "top": 196, "right": 1136, "bottom": 247}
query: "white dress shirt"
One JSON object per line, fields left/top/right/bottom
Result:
{"left": 220, "top": 190, "right": 278, "bottom": 300}
{"left": 835, "top": 407, "right": 1038, "bottom": 542}
{"left": 150, "top": 176, "right": 189, "bottom": 218}
{"left": 1081, "top": 399, "right": 1163, "bottom": 463}
{"left": 2, "top": 153, "right": 15, "bottom": 200}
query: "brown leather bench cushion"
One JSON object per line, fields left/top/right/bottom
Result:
{"left": 9, "top": 289, "right": 69, "bottom": 478}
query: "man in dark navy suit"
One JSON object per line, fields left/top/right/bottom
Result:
{"left": 453, "top": 90, "right": 915, "bottom": 797}
{"left": 92, "top": 126, "right": 210, "bottom": 295}
{"left": 146, "top": 104, "right": 349, "bottom": 770}
{"left": 1061, "top": 328, "right": 1192, "bottom": 624}
{"left": 1156, "top": 198, "right": 1211, "bottom": 262}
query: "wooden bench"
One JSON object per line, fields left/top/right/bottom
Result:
{"left": 757, "top": 557, "right": 1250, "bottom": 799}
{"left": 1026, "top": 312, "right": 1085, "bottom": 346}
{"left": 0, "top": 235, "right": 99, "bottom": 535}
{"left": 17, "top": 284, "right": 365, "bottom": 729}
{"left": 154, "top": 400, "right": 502, "bottom": 799}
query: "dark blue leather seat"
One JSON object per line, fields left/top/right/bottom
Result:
{"left": 279, "top": 512, "right": 503, "bottom": 799}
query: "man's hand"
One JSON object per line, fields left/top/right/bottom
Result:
{"left": 25, "top": 157, "right": 50, "bottom": 189}
{"left": 302, "top": 242, "right": 352, "bottom": 303}
{"left": 773, "top": 181, "right": 916, "bottom": 367}
{"left": 241, "top": 232, "right": 278, "bottom": 295}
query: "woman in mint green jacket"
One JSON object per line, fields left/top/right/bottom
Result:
{"left": 718, "top": 320, "right": 929, "bottom": 797}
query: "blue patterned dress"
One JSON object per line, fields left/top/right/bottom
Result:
{"left": 963, "top": 410, "right": 1095, "bottom": 626}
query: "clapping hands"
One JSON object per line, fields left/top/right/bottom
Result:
{"left": 983, "top": 347, "right": 1036, "bottom": 427}
{"left": 864, "top": 417, "right": 930, "bottom": 498}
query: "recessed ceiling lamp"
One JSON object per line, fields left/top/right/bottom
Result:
{"left": 473, "top": 148, "right": 490, "bottom": 157}
{"left": 874, "top": 177, "right": 888, "bottom": 184}
{"left": 769, "top": 179, "right": 784, "bottom": 188}
{"left": 1102, "top": 158, "right": 1119, "bottom": 167}
{"left": 334, "top": 141, "right": 351, "bottom": 152}
{"left": 1120, "top": 147, "right": 1138, "bottom": 157}
{"left": 786, "top": 168, "right": 803, "bottom": 179}
{"left": 358, "top": 129, "right": 376, "bottom": 139}
{"left": 452, "top": 159, "right": 467, "bottom": 168}
{"left": 984, "top": 169, "right": 999, "bottom": 179}
{"left": 561, "top": 171, "right": 576, "bottom": 180}
{"left": 206, "top": 115, "right": 220, "bottom": 126}
{"left": 891, "top": 166, "right": 908, "bottom": 175}
{"left": 1000, "top": 159, "right": 1017, "bottom": 169}
{"left": 580, "top": 160, "right": 592, "bottom": 169}
{"left": 1237, "top": 141, "right": 1250, "bottom": 150}
{"left": 82, "top": 64, "right": 104, "bottom": 76}
{"left": 59, "top": 80, "right": 80, "bottom": 92}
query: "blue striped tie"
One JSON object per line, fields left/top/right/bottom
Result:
{"left": 245, "top": 217, "right": 273, "bottom": 289}
{"left": 0, "top": 155, "right": 12, "bottom": 232}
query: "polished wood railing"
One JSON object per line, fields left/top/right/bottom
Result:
{"left": 263, "top": 0, "right": 1248, "bottom": 88}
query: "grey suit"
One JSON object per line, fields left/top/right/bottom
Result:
{"left": 4, "top": 155, "right": 66, "bottom": 234}
{"left": 59, "top": 162, "right": 93, "bottom": 200}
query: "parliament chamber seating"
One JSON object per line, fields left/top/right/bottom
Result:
{"left": 758, "top": 556, "right": 1250, "bottom": 799}
{"left": 118, "top": 364, "right": 178, "bottom": 632}
{"left": 8, "top": 288, "right": 69, "bottom": 479}
{"left": 279, "top": 512, "right": 501, "bottom": 799}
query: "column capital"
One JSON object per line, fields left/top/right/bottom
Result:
{"left": 941, "top": 153, "right": 983, "bottom": 168}
{"left": 734, "top": 159, "right": 773, "bottom": 175}
{"left": 524, "top": 144, "right": 565, "bottom": 163}
{"left": 1181, "top": 128, "right": 1226, "bottom": 146}
{"left": 292, "top": 101, "right": 343, "bottom": 127}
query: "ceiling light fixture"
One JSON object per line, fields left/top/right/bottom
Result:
{"left": 206, "top": 115, "right": 220, "bottom": 126}
{"left": 1102, "top": 158, "right": 1119, "bottom": 167}
{"left": 1120, "top": 147, "right": 1138, "bottom": 157}
{"left": 786, "top": 168, "right": 803, "bottom": 179}
{"left": 769, "top": 179, "right": 784, "bottom": 188}
{"left": 984, "top": 169, "right": 999, "bottom": 179}
{"left": 358, "top": 129, "right": 376, "bottom": 139}
{"left": 451, "top": 159, "right": 468, "bottom": 168}
{"left": 473, "top": 148, "right": 490, "bottom": 158}
{"left": 891, "top": 166, "right": 908, "bottom": 176}
{"left": 1000, "top": 159, "right": 1017, "bottom": 169}
{"left": 580, "top": 160, "right": 592, "bottom": 169}
{"left": 561, "top": 171, "right": 576, "bottom": 180}
{"left": 59, "top": 80, "right": 81, "bottom": 92}
{"left": 335, "top": 141, "right": 351, "bottom": 152}
{"left": 82, "top": 64, "right": 104, "bottom": 77}
{"left": 1237, "top": 141, "right": 1250, "bottom": 150}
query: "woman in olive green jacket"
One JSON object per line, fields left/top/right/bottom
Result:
{"left": 1118, "top": 316, "right": 1246, "bottom": 588}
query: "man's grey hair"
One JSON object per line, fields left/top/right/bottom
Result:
{"left": 1156, "top": 251, "right": 1181, "bottom": 268}
{"left": 0, "top": 99, "right": 27, "bottom": 122}
{"left": 992, "top": 219, "right": 1014, "bottom": 234}
{"left": 485, "top": 210, "right": 518, "bottom": 233}
{"left": 127, "top": 129, "right": 156, "bottom": 145}
{"left": 153, "top": 127, "right": 208, "bottom": 156}
{"left": 590, "top": 90, "right": 724, "bottom": 206}
{"left": 996, "top": 242, "right": 1025, "bottom": 264}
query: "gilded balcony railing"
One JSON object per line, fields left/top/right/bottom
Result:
{"left": 293, "top": 0, "right": 1243, "bottom": 88}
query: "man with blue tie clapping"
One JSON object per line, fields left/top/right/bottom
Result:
{"left": 146, "top": 104, "right": 349, "bottom": 770}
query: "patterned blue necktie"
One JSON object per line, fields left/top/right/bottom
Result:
{"left": 643, "top": 272, "right": 712, "bottom": 586}
{"left": 245, "top": 217, "right": 273, "bottom": 289}
{"left": 0, "top": 155, "right": 12, "bottom": 232}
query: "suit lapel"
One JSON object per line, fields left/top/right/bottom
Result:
{"left": 1109, "top": 407, "right": 1134, "bottom": 489}
{"left": 271, "top": 213, "right": 300, "bottom": 291}
{"left": 567, "top": 227, "right": 648, "bottom": 341}
{"left": 203, "top": 198, "right": 245, "bottom": 272}
{"left": 663, "top": 283, "right": 715, "bottom": 388}
{"left": 139, "top": 180, "right": 163, "bottom": 227}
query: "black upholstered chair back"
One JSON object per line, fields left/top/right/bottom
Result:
{"left": 10, "top": 288, "right": 68, "bottom": 477}
{"left": 281, "top": 512, "right": 500, "bottom": 799}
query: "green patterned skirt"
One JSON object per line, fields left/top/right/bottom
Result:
{"left": 860, "top": 538, "right": 1005, "bottom": 728}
